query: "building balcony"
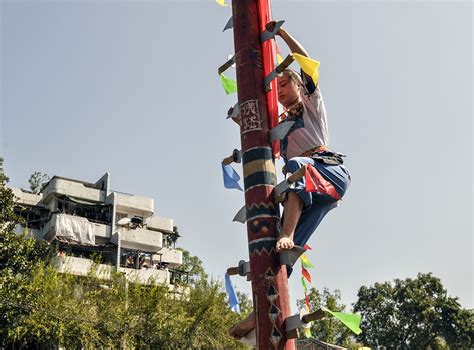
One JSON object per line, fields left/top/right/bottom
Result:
{"left": 42, "top": 177, "right": 105, "bottom": 205}
{"left": 53, "top": 256, "right": 113, "bottom": 279}
{"left": 168, "top": 284, "right": 190, "bottom": 296}
{"left": 118, "top": 267, "right": 169, "bottom": 285}
{"left": 113, "top": 227, "right": 162, "bottom": 252}
{"left": 146, "top": 216, "right": 174, "bottom": 233}
{"left": 153, "top": 248, "right": 182, "bottom": 268}
{"left": 11, "top": 188, "right": 43, "bottom": 207}
{"left": 112, "top": 192, "right": 154, "bottom": 218}
{"left": 54, "top": 257, "right": 170, "bottom": 285}
{"left": 43, "top": 213, "right": 111, "bottom": 244}
{"left": 14, "top": 224, "right": 43, "bottom": 240}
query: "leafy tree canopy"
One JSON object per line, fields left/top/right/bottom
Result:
{"left": 0, "top": 160, "right": 248, "bottom": 348}
{"left": 297, "top": 287, "right": 361, "bottom": 348}
{"left": 354, "top": 273, "right": 473, "bottom": 349}
{"left": 27, "top": 171, "right": 50, "bottom": 194}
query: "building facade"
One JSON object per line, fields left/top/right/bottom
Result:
{"left": 11, "top": 173, "right": 185, "bottom": 288}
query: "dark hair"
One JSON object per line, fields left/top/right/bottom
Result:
{"left": 282, "top": 69, "right": 303, "bottom": 89}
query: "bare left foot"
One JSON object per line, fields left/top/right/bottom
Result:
{"left": 276, "top": 235, "right": 294, "bottom": 252}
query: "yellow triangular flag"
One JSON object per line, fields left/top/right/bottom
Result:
{"left": 276, "top": 53, "right": 284, "bottom": 65}
{"left": 293, "top": 53, "right": 320, "bottom": 85}
{"left": 216, "top": 0, "right": 229, "bottom": 7}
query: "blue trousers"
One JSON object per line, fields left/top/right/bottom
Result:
{"left": 282, "top": 156, "right": 351, "bottom": 248}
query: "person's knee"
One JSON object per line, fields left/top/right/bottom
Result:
{"left": 286, "top": 157, "right": 308, "bottom": 173}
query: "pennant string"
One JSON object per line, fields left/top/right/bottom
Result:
{"left": 302, "top": 267, "right": 312, "bottom": 283}
{"left": 301, "top": 277, "right": 308, "bottom": 291}
{"left": 300, "top": 253, "right": 314, "bottom": 268}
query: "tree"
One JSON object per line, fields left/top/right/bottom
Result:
{"left": 177, "top": 248, "right": 208, "bottom": 283}
{"left": 27, "top": 171, "right": 50, "bottom": 194}
{"left": 0, "top": 158, "right": 53, "bottom": 346}
{"left": 0, "top": 159, "right": 51, "bottom": 274}
{"left": 1, "top": 264, "right": 248, "bottom": 349}
{"left": 354, "top": 273, "right": 473, "bottom": 349}
{"left": 1, "top": 161, "right": 251, "bottom": 348}
{"left": 236, "top": 290, "right": 253, "bottom": 318}
{"left": 297, "top": 287, "right": 360, "bottom": 348}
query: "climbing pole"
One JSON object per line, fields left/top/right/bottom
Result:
{"left": 228, "top": 0, "right": 294, "bottom": 348}
{"left": 218, "top": 0, "right": 363, "bottom": 348}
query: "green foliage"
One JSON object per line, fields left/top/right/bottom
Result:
{"left": 0, "top": 158, "right": 53, "bottom": 344}
{"left": 0, "top": 265, "right": 247, "bottom": 349}
{"left": 0, "top": 159, "right": 51, "bottom": 274}
{"left": 177, "top": 248, "right": 209, "bottom": 283}
{"left": 236, "top": 290, "right": 253, "bottom": 318}
{"left": 297, "top": 287, "right": 359, "bottom": 348}
{"left": 0, "top": 161, "right": 248, "bottom": 348}
{"left": 27, "top": 171, "right": 50, "bottom": 194}
{"left": 354, "top": 273, "right": 473, "bottom": 349}
{"left": 0, "top": 157, "right": 15, "bottom": 231}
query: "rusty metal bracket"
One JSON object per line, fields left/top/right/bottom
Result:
{"left": 222, "top": 149, "right": 242, "bottom": 165}
{"left": 286, "top": 308, "right": 325, "bottom": 339}
{"left": 227, "top": 260, "right": 251, "bottom": 280}
{"left": 218, "top": 55, "right": 236, "bottom": 75}
{"left": 274, "top": 165, "right": 306, "bottom": 197}
{"left": 263, "top": 54, "right": 295, "bottom": 92}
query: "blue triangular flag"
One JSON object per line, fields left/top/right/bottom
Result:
{"left": 225, "top": 273, "right": 240, "bottom": 314}
{"left": 222, "top": 163, "right": 243, "bottom": 191}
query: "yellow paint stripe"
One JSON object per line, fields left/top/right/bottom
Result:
{"left": 243, "top": 159, "right": 276, "bottom": 177}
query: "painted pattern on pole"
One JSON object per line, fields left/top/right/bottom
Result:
{"left": 231, "top": 0, "right": 295, "bottom": 348}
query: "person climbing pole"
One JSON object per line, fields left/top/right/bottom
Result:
{"left": 229, "top": 22, "right": 351, "bottom": 340}
{"left": 269, "top": 21, "right": 351, "bottom": 255}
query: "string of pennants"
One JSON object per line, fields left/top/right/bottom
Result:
{"left": 215, "top": 0, "right": 361, "bottom": 338}
{"left": 300, "top": 245, "right": 362, "bottom": 337}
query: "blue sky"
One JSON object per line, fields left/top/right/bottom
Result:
{"left": 1, "top": 0, "right": 472, "bottom": 311}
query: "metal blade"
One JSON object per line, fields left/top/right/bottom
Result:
{"left": 233, "top": 205, "right": 247, "bottom": 223}
{"left": 269, "top": 121, "right": 294, "bottom": 142}
{"left": 279, "top": 245, "right": 306, "bottom": 266}
{"left": 274, "top": 178, "right": 291, "bottom": 198}
{"left": 226, "top": 102, "right": 239, "bottom": 119}
{"left": 222, "top": 16, "right": 233, "bottom": 32}
{"left": 285, "top": 314, "right": 301, "bottom": 333}
{"left": 263, "top": 54, "right": 295, "bottom": 91}
{"left": 260, "top": 20, "right": 285, "bottom": 42}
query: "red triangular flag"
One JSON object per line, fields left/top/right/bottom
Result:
{"left": 305, "top": 293, "right": 311, "bottom": 310}
{"left": 304, "top": 244, "right": 312, "bottom": 250}
{"left": 305, "top": 164, "right": 341, "bottom": 200}
{"left": 302, "top": 267, "right": 312, "bottom": 283}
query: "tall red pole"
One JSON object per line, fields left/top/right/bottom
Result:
{"left": 231, "top": 0, "right": 295, "bottom": 348}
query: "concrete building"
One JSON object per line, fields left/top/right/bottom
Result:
{"left": 12, "top": 173, "right": 186, "bottom": 289}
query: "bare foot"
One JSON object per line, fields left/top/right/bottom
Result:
{"left": 229, "top": 311, "right": 255, "bottom": 339}
{"left": 276, "top": 235, "right": 294, "bottom": 252}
